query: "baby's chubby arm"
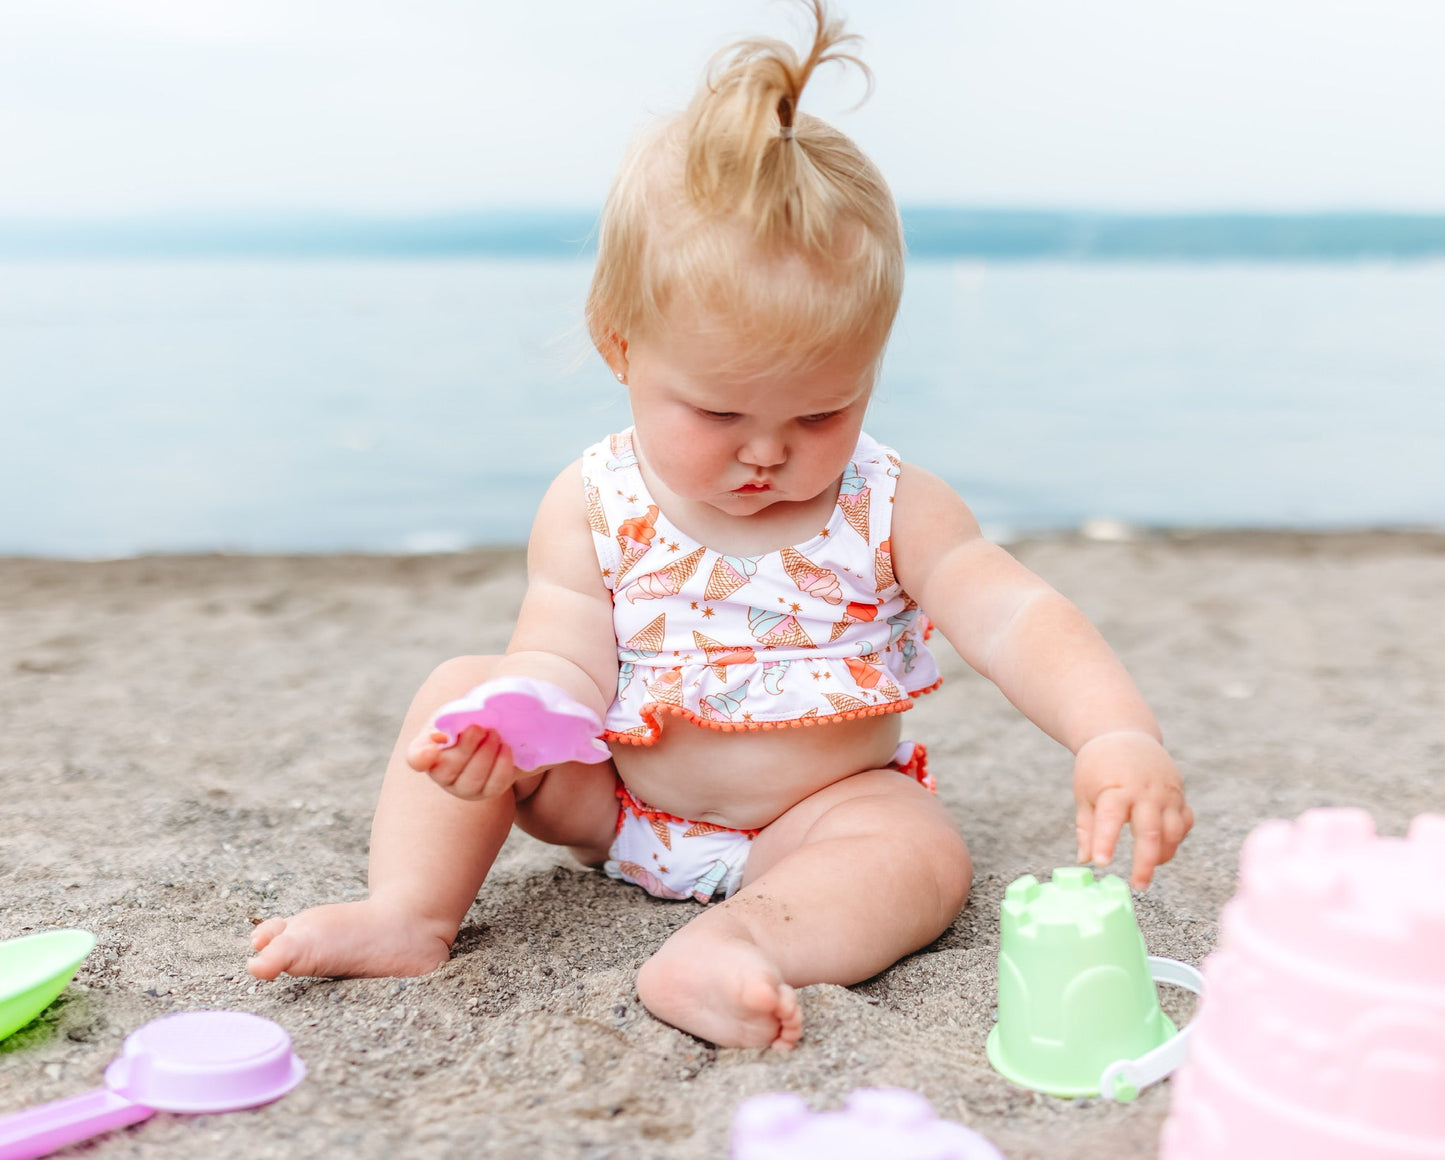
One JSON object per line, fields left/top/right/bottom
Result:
{"left": 408, "top": 460, "right": 618, "bottom": 798}
{"left": 891, "top": 465, "right": 1192, "bottom": 889}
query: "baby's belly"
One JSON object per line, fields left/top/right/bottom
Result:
{"left": 610, "top": 711, "right": 905, "bottom": 831}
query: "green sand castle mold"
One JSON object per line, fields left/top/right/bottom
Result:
{"left": 986, "top": 867, "right": 1177, "bottom": 1098}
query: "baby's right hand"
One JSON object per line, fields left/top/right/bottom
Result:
{"left": 406, "top": 724, "right": 520, "bottom": 801}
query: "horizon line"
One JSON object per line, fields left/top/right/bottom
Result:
{"left": 3, "top": 206, "right": 1445, "bottom": 260}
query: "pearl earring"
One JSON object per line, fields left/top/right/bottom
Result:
{"left": 615, "top": 371, "right": 626, "bottom": 383}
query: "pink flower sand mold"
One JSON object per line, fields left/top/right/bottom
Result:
{"left": 731, "top": 1088, "right": 1006, "bottom": 1160}
{"left": 1159, "top": 808, "right": 1445, "bottom": 1159}
{"left": 432, "top": 676, "right": 611, "bottom": 772}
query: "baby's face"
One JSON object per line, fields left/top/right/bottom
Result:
{"left": 622, "top": 301, "right": 878, "bottom": 519}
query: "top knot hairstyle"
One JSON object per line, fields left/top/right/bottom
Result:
{"left": 587, "top": 0, "right": 905, "bottom": 370}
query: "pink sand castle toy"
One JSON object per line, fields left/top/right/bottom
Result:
{"left": 731, "top": 1088, "right": 1006, "bottom": 1160}
{"left": 1160, "top": 808, "right": 1445, "bottom": 1159}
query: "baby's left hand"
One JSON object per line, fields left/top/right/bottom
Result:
{"left": 1073, "top": 731, "right": 1193, "bottom": 890}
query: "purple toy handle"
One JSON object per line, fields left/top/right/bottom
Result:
{"left": 0, "top": 1088, "right": 153, "bottom": 1160}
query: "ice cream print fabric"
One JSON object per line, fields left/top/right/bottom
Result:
{"left": 583, "top": 429, "right": 941, "bottom": 744}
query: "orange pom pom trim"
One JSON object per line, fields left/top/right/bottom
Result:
{"left": 602, "top": 678, "right": 941, "bottom": 747}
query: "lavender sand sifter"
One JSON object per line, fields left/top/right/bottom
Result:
{"left": 0, "top": 1010, "right": 305, "bottom": 1159}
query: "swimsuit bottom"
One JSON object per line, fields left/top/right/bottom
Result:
{"left": 603, "top": 741, "right": 934, "bottom": 904}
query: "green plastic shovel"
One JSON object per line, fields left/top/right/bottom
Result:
{"left": 0, "top": 931, "right": 96, "bottom": 1042}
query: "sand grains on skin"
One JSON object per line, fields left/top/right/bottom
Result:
{"left": 247, "top": 901, "right": 452, "bottom": 981}
{"left": 636, "top": 931, "right": 802, "bottom": 1051}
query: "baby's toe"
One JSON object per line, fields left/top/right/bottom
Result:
{"left": 771, "top": 984, "right": 802, "bottom": 1051}
{"left": 250, "top": 917, "right": 287, "bottom": 950}
{"left": 246, "top": 943, "right": 290, "bottom": 981}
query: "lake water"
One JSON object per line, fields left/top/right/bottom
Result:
{"left": 2, "top": 258, "right": 1442, "bottom": 557}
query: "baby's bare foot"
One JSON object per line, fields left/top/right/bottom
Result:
{"left": 247, "top": 900, "right": 451, "bottom": 980}
{"left": 636, "top": 930, "right": 802, "bottom": 1051}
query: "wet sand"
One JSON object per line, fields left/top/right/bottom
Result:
{"left": 2, "top": 532, "right": 1442, "bottom": 1158}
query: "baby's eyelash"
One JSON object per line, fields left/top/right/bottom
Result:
{"left": 697, "top": 409, "right": 740, "bottom": 420}
{"left": 800, "top": 411, "right": 840, "bottom": 423}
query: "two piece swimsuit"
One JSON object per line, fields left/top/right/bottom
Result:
{"left": 582, "top": 427, "right": 941, "bottom": 904}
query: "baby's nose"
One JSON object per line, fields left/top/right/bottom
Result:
{"left": 739, "top": 435, "right": 787, "bottom": 467}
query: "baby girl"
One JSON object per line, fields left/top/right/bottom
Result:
{"left": 248, "top": 0, "right": 1193, "bottom": 1051}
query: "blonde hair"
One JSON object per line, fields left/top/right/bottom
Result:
{"left": 586, "top": 0, "right": 904, "bottom": 372}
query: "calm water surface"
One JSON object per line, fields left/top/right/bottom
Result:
{"left": 2, "top": 259, "right": 1442, "bottom": 556}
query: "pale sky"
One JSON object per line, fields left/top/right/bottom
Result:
{"left": 3, "top": 0, "right": 1444, "bottom": 219}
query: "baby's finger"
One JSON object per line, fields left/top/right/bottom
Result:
{"left": 1075, "top": 800, "right": 1096, "bottom": 864}
{"left": 450, "top": 729, "right": 505, "bottom": 799}
{"left": 1129, "top": 800, "right": 1164, "bottom": 890}
{"left": 477, "top": 742, "right": 518, "bottom": 801}
{"left": 427, "top": 726, "right": 484, "bottom": 788}
{"left": 406, "top": 728, "right": 448, "bottom": 772}
{"left": 1089, "top": 790, "right": 1130, "bottom": 868}
{"left": 1162, "top": 804, "right": 1190, "bottom": 861}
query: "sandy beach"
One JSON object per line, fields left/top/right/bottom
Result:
{"left": 2, "top": 531, "right": 1442, "bottom": 1159}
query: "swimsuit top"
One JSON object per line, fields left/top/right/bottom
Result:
{"left": 582, "top": 427, "right": 941, "bottom": 745}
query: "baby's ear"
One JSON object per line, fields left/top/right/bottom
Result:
{"left": 600, "top": 330, "right": 629, "bottom": 378}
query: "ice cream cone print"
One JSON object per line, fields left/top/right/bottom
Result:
{"left": 845, "top": 656, "right": 884, "bottom": 689}
{"left": 899, "top": 636, "right": 919, "bottom": 673}
{"left": 625, "top": 546, "right": 705, "bottom": 603}
{"left": 624, "top": 613, "right": 667, "bottom": 655}
{"left": 615, "top": 503, "right": 660, "bottom": 580}
{"left": 826, "top": 598, "right": 881, "bottom": 641}
{"left": 836, "top": 462, "right": 871, "bottom": 541}
{"left": 617, "top": 661, "right": 636, "bottom": 698}
{"left": 645, "top": 667, "right": 684, "bottom": 706}
{"left": 690, "top": 859, "right": 729, "bottom": 903}
{"left": 583, "top": 476, "right": 609, "bottom": 537}
{"left": 704, "top": 553, "right": 758, "bottom": 601}
{"left": 638, "top": 543, "right": 705, "bottom": 598}
{"left": 780, "top": 547, "right": 844, "bottom": 605}
{"left": 616, "top": 542, "right": 650, "bottom": 581}
{"left": 649, "top": 816, "right": 673, "bottom": 849}
{"left": 875, "top": 538, "right": 895, "bottom": 592}
{"left": 611, "top": 724, "right": 653, "bottom": 743}
{"left": 692, "top": 630, "right": 756, "bottom": 680}
{"left": 625, "top": 572, "right": 675, "bottom": 603}
{"left": 884, "top": 450, "right": 902, "bottom": 478}
{"left": 825, "top": 692, "right": 870, "bottom": 715}
{"left": 761, "top": 659, "right": 790, "bottom": 694}
{"left": 746, "top": 606, "right": 815, "bottom": 649}
{"left": 700, "top": 685, "right": 747, "bottom": 722}
{"left": 682, "top": 821, "right": 730, "bottom": 838}
{"left": 614, "top": 861, "right": 690, "bottom": 900}
{"left": 606, "top": 430, "right": 638, "bottom": 470}
{"left": 886, "top": 605, "right": 919, "bottom": 647}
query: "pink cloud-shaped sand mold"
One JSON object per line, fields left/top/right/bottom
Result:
{"left": 432, "top": 677, "right": 610, "bottom": 772}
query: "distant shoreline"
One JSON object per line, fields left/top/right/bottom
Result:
{"left": 5, "top": 528, "right": 1443, "bottom": 567}
{"left": 4, "top": 209, "right": 1445, "bottom": 261}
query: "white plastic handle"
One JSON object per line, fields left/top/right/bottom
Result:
{"left": 1097, "top": 956, "right": 1204, "bottom": 1103}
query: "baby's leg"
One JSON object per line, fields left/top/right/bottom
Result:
{"left": 634, "top": 769, "right": 971, "bottom": 1050}
{"left": 248, "top": 655, "right": 618, "bottom": 980}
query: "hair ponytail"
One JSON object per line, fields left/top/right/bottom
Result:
{"left": 685, "top": 0, "right": 877, "bottom": 254}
